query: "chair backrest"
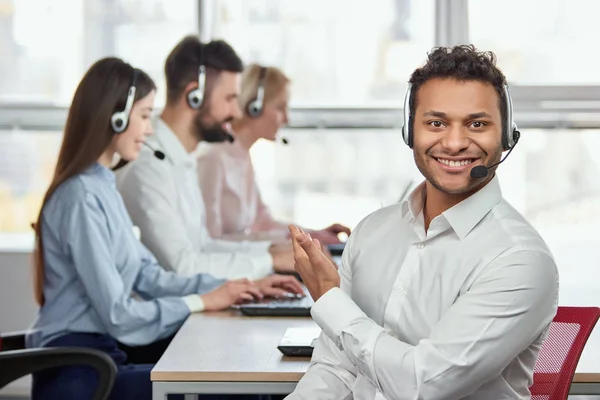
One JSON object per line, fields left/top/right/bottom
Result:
{"left": 0, "top": 331, "right": 116, "bottom": 400}
{"left": 531, "top": 306, "right": 600, "bottom": 400}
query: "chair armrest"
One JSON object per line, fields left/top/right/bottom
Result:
{"left": 1, "top": 331, "right": 27, "bottom": 351}
{"left": 0, "top": 347, "right": 117, "bottom": 400}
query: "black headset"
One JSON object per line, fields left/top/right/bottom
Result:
{"left": 246, "top": 67, "right": 267, "bottom": 118}
{"left": 111, "top": 69, "right": 139, "bottom": 134}
{"left": 401, "top": 83, "right": 519, "bottom": 151}
{"left": 187, "top": 45, "right": 207, "bottom": 110}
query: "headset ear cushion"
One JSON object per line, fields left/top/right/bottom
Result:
{"left": 504, "top": 128, "right": 520, "bottom": 150}
{"left": 187, "top": 89, "right": 202, "bottom": 109}
{"left": 502, "top": 127, "right": 514, "bottom": 150}
{"left": 246, "top": 100, "right": 261, "bottom": 118}
{"left": 111, "top": 112, "right": 126, "bottom": 133}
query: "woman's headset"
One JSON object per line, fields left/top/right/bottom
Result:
{"left": 401, "top": 83, "right": 519, "bottom": 151}
{"left": 246, "top": 67, "right": 267, "bottom": 118}
{"left": 111, "top": 69, "right": 139, "bottom": 134}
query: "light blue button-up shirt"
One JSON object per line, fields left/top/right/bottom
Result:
{"left": 27, "top": 163, "right": 225, "bottom": 348}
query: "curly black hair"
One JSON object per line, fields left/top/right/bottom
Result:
{"left": 409, "top": 45, "right": 508, "bottom": 133}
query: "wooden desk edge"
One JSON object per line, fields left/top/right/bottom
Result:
{"left": 150, "top": 371, "right": 600, "bottom": 383}
{"left": 151, "top": 371, "right": 305, "bottom": 382}
{"left": 574, "top": 373, "right": 600, "bottom": 383}
{"left": 151, "top": 371, "right": 600, "bottom": 384}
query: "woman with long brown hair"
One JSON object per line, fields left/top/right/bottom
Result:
{"left": 27, "top": 57, "right": 302, "bottom": 400}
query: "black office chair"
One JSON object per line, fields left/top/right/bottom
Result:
{"left": 0, "top": 331, "right": 118, "bottom": 400}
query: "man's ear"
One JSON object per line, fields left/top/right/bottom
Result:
{"left": 183, "top": 81, "right": 198, "bottom": 95}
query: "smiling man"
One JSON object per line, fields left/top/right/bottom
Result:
{"left": 115, "top": 36, "right": 298, "bottom": 282}
{"left": 286, "top": 45, "right": 559, "bottom": 400}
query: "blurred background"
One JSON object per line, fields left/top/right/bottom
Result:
{"left": 2, "top": 0, "right": 600, "bottom": 288}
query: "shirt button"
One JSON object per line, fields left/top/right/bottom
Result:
{"left": 417, "top": 243, "right": 425, "bottom": 249}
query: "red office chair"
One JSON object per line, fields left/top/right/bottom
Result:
{"left": 530, "top": 306, "right": 600, "bottom": 400}
{"left": 0, "top": 330, "right": 117, "bottom": 400}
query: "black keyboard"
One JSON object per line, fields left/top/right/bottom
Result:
{"left": 327, "top": 243, "right": 346, "bottom": 256}
{"left": 238, "top": 295, "right": 314, "bottom": 317}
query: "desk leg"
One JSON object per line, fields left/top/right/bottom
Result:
{"left": 153, "top": 382, "right": 199, "bottom": 399}
{"left": 570, "top": 382, "right": 600, "bottom": 395}
{"left": 153, "top": 382, "right": 168, "bottom": 400}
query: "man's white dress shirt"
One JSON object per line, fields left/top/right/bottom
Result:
{"left": 115, "top": 118, "right": 274, "bottom": 280}
{"left": 288, "top": 175, "right": 559, "bottom": 400}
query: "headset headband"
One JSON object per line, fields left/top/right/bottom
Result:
{"left": 246, "top": 66, "right": 267, "bottom": 118}
{"left": 110, "top": 68, "right": 139, "bottom": 133}
{"left": 187, "top": 44, "right": 207, "bottom": 110}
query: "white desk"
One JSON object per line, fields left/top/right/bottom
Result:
{"left": 570, "top": 324, "right": 600, "bottom": 395}
{"left": 152, "top": 310, "right": 600, "bottom": 399}
{"left": 151, "top": 311, "right": 314, "bottom": 399}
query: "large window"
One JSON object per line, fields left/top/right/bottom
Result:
{"left": 7, "top": 126, "right": 600, "bottom": 266}
{"left": 469, "top": 0, "right": 600, "bottom": 85}
{"left": 250, "top": 129, "right": 600, "bottom": 231}
{"left": 0, "top": 0, "right": 197, "bottom": 106}
{"left": 251, "top": 129, "right": 420, "bottom": 229}
{"left": 2, "top": 0, "right": 600, "bottom": 243}
{"left": 0, "top": 130, "right": 60, "bottom": 234}
{"left": 211, "top": 0, "right": 435, "bottom": 106}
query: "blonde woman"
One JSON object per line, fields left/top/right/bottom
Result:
{"left": 197, "top": 64, "right": 350, "bottom": 245}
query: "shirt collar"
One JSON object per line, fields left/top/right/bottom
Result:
{"left": 402, "top": 181, "right": 426, "bottom": 223}
{"left": 153, "top": 117, "right": 198, "bottom": 167}
{"left": 87, "top": 162, "right": 116, "bottom": 185}
{"left": 401, "top": 175, "right": 503, "bottom": 240}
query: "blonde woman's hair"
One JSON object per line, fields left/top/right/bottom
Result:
{"left": 237, "top": 64, "right": 290, "bottom": 120}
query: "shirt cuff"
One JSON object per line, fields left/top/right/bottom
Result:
{"left": 311, "top": 287, "right": 367, "bottom": 347}
{"left": 311, "top": 287, "right": 386, "bottom": 390}
{"left": 182, "top": 294, "right": 205, "bottom": 313}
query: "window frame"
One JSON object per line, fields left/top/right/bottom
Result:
{"left": 0, "top": 0, "right": 599, "bottom": 131}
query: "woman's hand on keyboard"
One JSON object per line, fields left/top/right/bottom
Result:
{"left": 254, "top": 274, "right": 305, "bottom": 298}
{"left": 201, "top": 279, "right": 263, "bottom": 311}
